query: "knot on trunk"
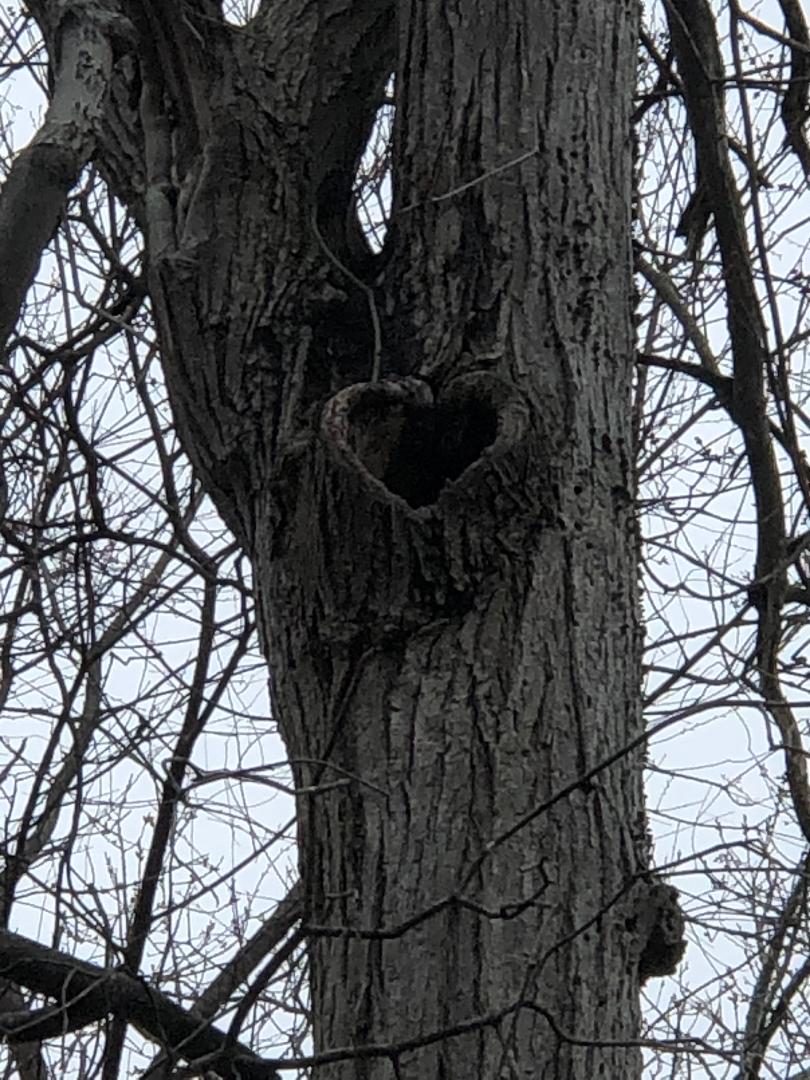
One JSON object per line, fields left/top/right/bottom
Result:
{"left": 629, "top": 881, "right": 686, "bottom": 984}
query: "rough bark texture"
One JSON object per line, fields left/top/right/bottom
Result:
{"left": 256, "top": 6, "right": 649, "bottom": 1074}
{"left": 17, "top": 0, "right": 654, "bottom": 1075}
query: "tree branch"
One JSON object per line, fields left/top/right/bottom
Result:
{"left": 0, "top": 929, "right": 280, "bottom": 1079}
{"left": 668, "top": 0, "right": 810, "bottom": 847}
{"left": 0, "top": 981, "right": 46, "bottom": 1080}
{"left": 777, "top": 0, "right": 810, "bottom": 174}
{"left": 196, "top": 882, "right": 303, "bottom": 1019}
{"left": 0, "top": 2, "right": 133, "bottom": 349}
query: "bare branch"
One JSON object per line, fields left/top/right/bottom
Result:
{"left": 0, "top": 3, "right": 133, "bottom": 348}
{"left": 0, "top": 928, "right": 279, "bottom": 1079}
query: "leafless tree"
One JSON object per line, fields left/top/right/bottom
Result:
{"left": 1, "top": 0, "right": 810, "bottom": 1078}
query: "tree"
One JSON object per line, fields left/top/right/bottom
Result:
{"left": 2, "top": 0, "right": 810, "bottom": 1078}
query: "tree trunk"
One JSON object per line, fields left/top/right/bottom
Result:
{"left": 254, "top": 8, "right": 650, "bottom": 1073}
{"left": 31, "top": 0, "right": 654, "bottom": 1074}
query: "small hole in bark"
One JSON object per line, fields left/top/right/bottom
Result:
{"left": 350, "top": 396, "right": 497, "bottom": 508}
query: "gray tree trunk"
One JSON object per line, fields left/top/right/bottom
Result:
{"left": 20, "top": 0, "right": 654, "bottom": 1075}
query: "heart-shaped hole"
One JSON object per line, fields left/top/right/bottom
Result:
{"left": 348, "top": 391, "right": 497, "bottom": 508}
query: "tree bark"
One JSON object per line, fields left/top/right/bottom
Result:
{"left": 10, "top": 0, "right": 660, "bottom": 1076}
{"left": 257, "top": 6, "right": 650, "bottom": 1074}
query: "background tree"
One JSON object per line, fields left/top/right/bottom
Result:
{"left": 1, "top": 0, "right": 810, "bottom": 1078}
